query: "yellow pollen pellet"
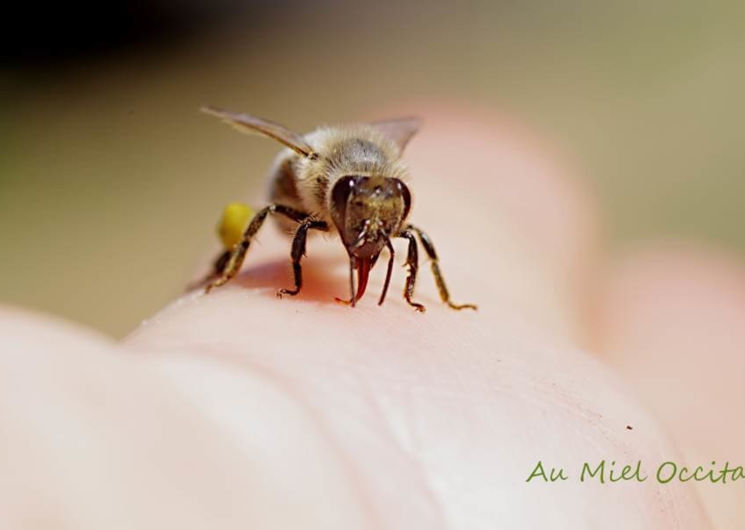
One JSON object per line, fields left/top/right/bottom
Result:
{"left": 217, "top": 202, "right": 253, "bottom": 249}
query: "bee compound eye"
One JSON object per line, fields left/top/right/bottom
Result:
{"left": 394, "top": 179, "right": 412, "bottom": 220}
{"left": 331, "top": 176, "right": 356, "bottom": 207}
{"left": 330, "top": 176, "right": 358, "bottom": 234}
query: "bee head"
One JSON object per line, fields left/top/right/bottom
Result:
{"left": 330, "top": 175, "right": 411, "bottom": 300}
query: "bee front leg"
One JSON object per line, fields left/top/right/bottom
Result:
{"left": 398, "top": 229, "right": 426, "bottom": 312}
{"left": 277, "top": 219, "right": 328, "bottom": 298}
{"left": 334, "top": 258, "right": 358, "bottom": 307}
{"left": 205, "top": 204, "right": 309, "bottom": 293}
{"left": 406, "top": 224, "right": 477, "bottom": 310}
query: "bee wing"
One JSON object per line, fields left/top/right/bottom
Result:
{"left": 368, "top": 116, "right": 422, "bottom": 152}
{"left": 201, "top": 106, "right": 317, "bottom": 158}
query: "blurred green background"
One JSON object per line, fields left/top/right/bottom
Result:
{"left": 1, "top": 0, "right": 744, "bottom": 337}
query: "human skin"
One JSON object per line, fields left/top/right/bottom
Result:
{"left": 597, "top": 244, "right": 745, "bottom": 530}
{"left": 0, "top": 106, "right": 732, "bottom": 528}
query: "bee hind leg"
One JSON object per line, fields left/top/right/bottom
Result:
{"left": 205, "top": 204, "right": 309, "bottom": 293}
{"left": 406, "top": 224, "right": 477, "bottom": 311}
{"left": 186, "top": 249, "right": 231, "bottom": 291}
{"left": 277, "top": 218, "right": 328, "bottom": 298}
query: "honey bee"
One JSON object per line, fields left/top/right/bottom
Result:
{"left": 200, "top": 106, "right": 476, "bottom": 312}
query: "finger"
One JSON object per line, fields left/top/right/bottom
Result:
{"left": 127, "top": 290, "right": 712, "bottom": 528}
{"left": 595, "top": 243, "right": 745, "bottom": 530}
{"left": 3, "top": 303, "right": 713, "bottom": 528}
{"left": 130, "top": 110, "right": 710, "bottom": 528}
{"left": 0, "top": 307, "right": 378, "bottom": 529}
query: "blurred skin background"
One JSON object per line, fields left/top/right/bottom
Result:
{"left": 2, "top": 0, "right": 743, "bottom": 338}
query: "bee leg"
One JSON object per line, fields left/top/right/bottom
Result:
{"left": 334, "top": 257, "right": 358, "bottom": 307}
{"left": 185, "top": 249, "right": 231, "bottom": 291}
{"left": 205, "top": 204, "right": 309, "bottom": 293}
{"left": 406, "top": 224, "right": 477, "bottom": 311}
{"left": 212, "top": 248, "right": 232, "bottom": 276}
{"left": 277, "top": 219, "right": 328, "bottom": 297}
{"left": 398, "top": 229, "right": 426, "bottom": 312}
{"left": 377, "top": 238, "right": 395, "bottom": 306}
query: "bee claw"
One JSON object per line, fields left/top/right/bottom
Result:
{"left": 334, "top": 297, "right": 355, "bottom": 307}
{"left": 205, "top": 276, "right": 229, "bottom": 294}
{"left": 448, "top": 302, "right": 477, "bottom": 311}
